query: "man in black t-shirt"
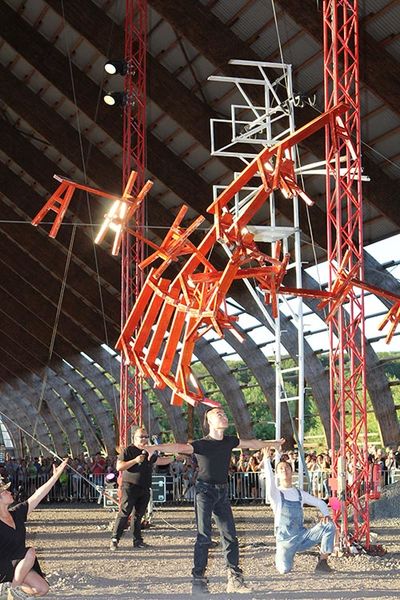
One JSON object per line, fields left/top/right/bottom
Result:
{"left": 146, "top": 407, "right": 280, "bottom": 595}
{"left": 110, "top": 428, "right": 157, "bottom": 551}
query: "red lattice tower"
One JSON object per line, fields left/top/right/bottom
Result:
{"left": 323, "top": 0, "right": 370, "bottom": 546}
{"left": 120, "top": 0, "right": 147, "bottom": 445}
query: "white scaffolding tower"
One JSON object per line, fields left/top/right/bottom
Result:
{"left": 209, "top": 60, "right": 306, "bottom": 488}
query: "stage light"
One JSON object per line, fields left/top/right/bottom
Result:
{"left": 104, "top": 59, "right": 128, "bottom": 76}
{"left": 103, "top": 91, "right": 135, "bottom": 108}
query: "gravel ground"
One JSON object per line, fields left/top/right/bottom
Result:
{"left": 25, "top": 503, "right": 400, "bottom": 600}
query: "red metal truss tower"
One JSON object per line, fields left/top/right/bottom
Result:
{"left": 323, "top": 0, "right": 370, "bottom": 546}
{"left": 120, "top": 0, "right": 147, "bottom": 446}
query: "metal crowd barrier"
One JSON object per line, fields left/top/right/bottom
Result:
{"left": 9, "top": 468, "right": 400, "bottom": 504}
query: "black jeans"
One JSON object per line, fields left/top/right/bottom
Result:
{"left": 192, "top": 480, "right": 240, "bottom": 578}
{"left": 112, "top": 483, "right": 150, "bottom": 543}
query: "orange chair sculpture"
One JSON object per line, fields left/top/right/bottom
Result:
{"left": 32, "top": 102, "right": 400, "bottom": 408}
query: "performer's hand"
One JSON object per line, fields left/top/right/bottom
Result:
{"left": 262, "top": 438, "right": 285, "bottom": 455}
{"left": 135, "top": 455, "right": 146, "bottom": 464}
{"left": 52, "top": 458, "right": 68, "bottom": 477}
{"left": 320, "top": 516, "right": 331, "bottom": 524}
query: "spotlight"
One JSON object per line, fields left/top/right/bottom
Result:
{"left": 103, "top": 91, "right": 135, "bottom": 108}
{"left": 104, "top": 59, "right": 128, "bottom": 76}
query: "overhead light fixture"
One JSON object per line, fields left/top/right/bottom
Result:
{"left": 103, "top": 91, "right": 135, "bottom": 108}
{"left": 104, "top": 59, "right": 128, "bottom": 76}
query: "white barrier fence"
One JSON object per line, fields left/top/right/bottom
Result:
{"left": 9, "top": 468, "right": 400, "bottom": 504}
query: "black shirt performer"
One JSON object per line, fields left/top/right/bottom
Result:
{"left": 110, "top": 427, "right": 157, "bottom": 551}
{"left": 0, "top": 459, "right": 68, "bottom": 600}
{"left": 146, "top": 407, "right": 281, "bottom": 595}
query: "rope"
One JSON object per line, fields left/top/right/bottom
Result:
{"left": 0, "top": 408, "right": 118, "bottom": 505}
{"left": 32, "top": 225, "right": 76, "bottom": 440}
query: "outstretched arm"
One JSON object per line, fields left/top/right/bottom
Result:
{"left": 263, "top": 448, "right": 281, "bottom": 508}
{"left": 144, "top": 442, "right": 194, "bottom": 456}
{"left": 27, "top": 459, "right": 68, "bottom": 515}
{"left": 238, "top": 438, "right": 284, "bottom": 450}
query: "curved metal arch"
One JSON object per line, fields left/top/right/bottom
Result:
{"left": 56, "top": 360, "right": 115, "bottom": 454}
{"left": 231, "top": 286, "right": 332, "bottom": 440}
{"left": 2, "top": 380, "right": 61, "bottom": 453}
{"left": 24, "top": 372, "right": 83, "bottom": 457}
{"left": 1, "top": 419, "right": 22, "bottom": 458}
{"left": 46, "top": 372, "right": 103, "bottom": 456}
{"left": 75, "top": 347, "right": 163, "bottom": 443}
{"left": 0, "top": 384, "right": 54, "bottom": 456}
{"left": 150, "top": 387, "right": 189, "bottom": 442}
{"left": 296, "top": 260, "right": 400, "bottom": 446}
{"left": 224, "top": 326, "right": 294, "bottom": 445}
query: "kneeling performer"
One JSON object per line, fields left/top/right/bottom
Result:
{"left": 264, "top": 445, "right": 336, "bottom": 574}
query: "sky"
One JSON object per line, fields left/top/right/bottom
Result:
{"left": 200, "top": 232, "right": 400, "bottom": 360}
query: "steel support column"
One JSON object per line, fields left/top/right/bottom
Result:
{"left": 323, "top": 0, "right": 370, "bottom": 546}
{"left": 120, "top": 0, "right": 147, "bottom": 445}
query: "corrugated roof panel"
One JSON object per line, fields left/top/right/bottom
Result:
{"left": 180, "top": 144, "right": 211, "bottom": 170}
{"left": 201, "top": 79, "right": 246, "bottom": 115}
{"left": 230, "top": 2, "right": 275, "bottom": 42}
{"left": 364, "top": 218, "right": 400, "bottom": 247}
{"left": 0, "top": 45, "right": 48, "bottom": 95}
{"left": 288, "top": 34, "right": 322, "bottom": 65}
{"left": 195, "top": 158, "right": 228, "bottom": 185}
{"left": 360, "top": 87, "right": 383, "bottom": 118}
{"left": 92, "top": 0, "right": 125, "bottom": 25}
{"left": 35, "top": 7, "right": 65, "bottom": 40}
{"left": 293, "top": 54, "right": 324, "bottom": 95}
{"left": 363, "top": 106, "right": 400, "bottom": 138}
{"left": 266, "top": 9, "right": 301, "bottom": 46}
{"left": 381, "top": 162, "right": 400, "bottom": 180}
{"left": 204, "top": 0, "right": 251, "bottom": 25}
{"left": 372, "top": 133, "right": 400, "bottom": 165}
{"left": 147, "top": 98, "right": 164, "bottom": 125}
{"left": 4, "top": 0, "right": 46, "bottom": 22}
{"left": 149, "top": 112, "right": 184, "bottom": 141}
{"left": 248, "top": 21, "right": 283, "bottom": 57}
{"left": 360, "top": 0, "right": 389, "bottom": 18}
{"left": 177, "top": 54, "right": 217, "bottom": 92}
{"left": 366, "top": 8, "right": 400, "bottom": 62}
{"left": 148, "top": 19, "right": 177, "bottom": 58}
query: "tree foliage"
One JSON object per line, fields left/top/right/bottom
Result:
{"left": 146, "top": 353, "right": 400, "bottom": 447}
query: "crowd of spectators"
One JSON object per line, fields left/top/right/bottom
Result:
{"left": 0, "top": 453, "right": 118, "bottom": 502}
{"left": 0, "top": 443, "right": 399, "bottom": 503}
{"left": 227, "top": 444, "right": 400, "bottom": 499}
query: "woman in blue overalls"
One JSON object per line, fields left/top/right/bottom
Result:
{"left": 264, "top": 450, "right": 336, "bottom": 574}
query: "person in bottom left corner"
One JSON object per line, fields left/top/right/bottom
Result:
{"left": 0, "top": 458, "right": 68, "bottom": 600}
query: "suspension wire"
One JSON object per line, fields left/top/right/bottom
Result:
{"left": 264, "top": 0, "right": 313, "bottom": 465}
{"left": 32, "top": 224, "right": 77, "bottom": 440}
{"left": 0, "top": 220, "right": 211, "bottom": 231}
{"left": 0, "top": 408, "right": 118, "bottom": 505}
{"left": 270, "top": 0, "right": 327, "bottom": 315}
{"left": 31, "top": 0, "right": 113, "bottom": 438}
{"left": 3, "top": 407, "right": 187, "bottom": 530}
{"left": 50, "top": 1, "right": 121, "bottom": 430}
{"left": 31, "top": 1, "right": 84, "bottom": 438}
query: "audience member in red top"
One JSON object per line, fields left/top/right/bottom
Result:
{"left": 91, "top": 453, "right": 106, "bottom": 475}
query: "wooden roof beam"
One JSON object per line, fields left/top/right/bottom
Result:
{"left": 148, "top": 0, "right": 400, "bottom": 229}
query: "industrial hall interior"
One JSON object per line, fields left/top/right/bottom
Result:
{"left": 0, "top": 0, "right": 400, "bottom": 597}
